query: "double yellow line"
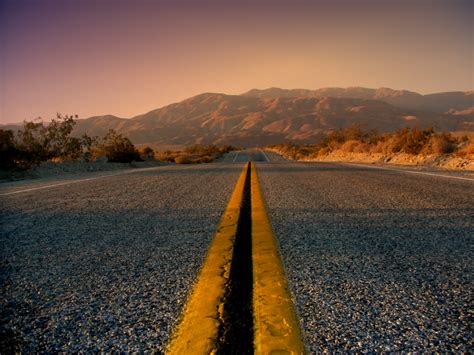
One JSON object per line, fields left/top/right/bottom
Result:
{"left": 167, "top": 162, "right": 304, "bottom": 354}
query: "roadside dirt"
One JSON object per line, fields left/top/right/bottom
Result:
{"left": 268, "top": 149, "right": 474, "bottom": 171}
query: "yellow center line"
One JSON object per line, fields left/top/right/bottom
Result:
{"left": 251, "top": 162, "right": 305, "bottom": 354}
{"left": 166, "top": 162, "right": 305, "bottom": 353}
{"left": 166, "top": 162, "right": 250, "bottom": 354}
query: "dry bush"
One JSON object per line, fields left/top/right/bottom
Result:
{"left": 139, "top": 146, "right": 155, "bottom": 161}
{"left": 194, "top": 155, "right": 214, "bottom": 163}
{"left": 425, "top": 135, "right": 456, "bottom": 154}
{"left": 317, "top": 147, "right": 331, "bottom": 156}
{"left": 374, "top": 136, "right": 399, "bottom": 154}
{"left": 268, "top": 127, "right": 470, "bottom": 160}
{"left": 174, "top": 155, "right": 191, "bottom": 164}
{"left": 455, "top": 141, "right": 474, "bottom": 158}
{"left": 155, "top": 151, "right": 176, "bottom": 162}
{"left": 0, "top": 129, "right": 18, "bottom": 169}
{"left": 340, "top": 139, "right": 362, "bottom": 153}
{"left": 154, "top": 145, "right": 233, "bottom": 164}
{"left": 99, "top": 130, "right": 140, "bottom": 163}
{"left": 354, "top": 142, "right": 371, "bottom": 153}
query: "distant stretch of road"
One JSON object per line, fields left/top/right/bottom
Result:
{"left": 1, "top": 150, "right": 472, "bottom": 352}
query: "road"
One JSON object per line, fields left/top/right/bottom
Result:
{"left": 1, "top": 150, "right": 472, "bottom": 352}
{"left": 1, "top": 164, "right": 241, "bottom": 352}
{"left": 256, "top": 158, "right": 473, "bottom": 352}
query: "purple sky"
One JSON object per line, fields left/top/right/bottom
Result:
{"left": 1, "top": 0, "right": 472, "bottom": 123}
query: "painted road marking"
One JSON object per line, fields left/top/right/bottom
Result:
{"left": 0, "top": 166, "right": 171, "bottom": 196}
{"left": 167, "top": 162, "right": 304, "bottom": 354}
{"left": 250, "top": 162, "right": 305, "bottom": 354}
{"left": 260, "top": 150, "right": 271, "bottom": 162}
{"left": 338, "top": 162, "right": 474, "bottom": 182}
{"left": 232, "top": 150, "right": 240, "bottom": 162}
{"left": 167, "top": 163, "right": 249, "bottom": 353}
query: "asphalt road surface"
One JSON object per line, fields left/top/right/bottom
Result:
{"left": 1, "top": 150, "right": 472, "bottom": 352}
{"left": 257, "top": 157, "right": 473, "bottom": 352}
{"left": 1, "top": 164, "right": 241, "bottom": 352}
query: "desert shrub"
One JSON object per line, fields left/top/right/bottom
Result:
{"left": 63, "top": 137, "right": 83, "bottom": 159}
{"left": 174, "top": 155, "right": 191, "bottom": 164}
{"left": 194, "top": 155, "right": 214, "bottom": 163}
{"left": 142, "top": 146, "right": 154, "bottom": 155}
{"left": 46, "top": 114, "right": 78, "bottom": 158}
{"left": 340, "top": 139, "right": 361, "bottom": 153}
{"left": 99, "top": 130, "right": 140, "bottom": 163}
{"left": 280, "top": 142, "right": 299, "bottom": 160}
{"left": 15, "top": 120, "right": 50, "bottom": 164}
{"left": 189, "top": 144, "right": 237, "bottom": 156}
{"left": 157, "top": 152, "right": 176, "bottom": 162}
{"left": 354, "top": 142, "right": 371, "bottom": 153}
{"left": 140, "top": 146, "right": 155, "bottom": 161}
{"left": 79, "top": 134, "right": 98, "bottom": 161}
{"left": 267, "top": 126, "right": 467, "bottom": 160}
{"left": 425, "top": 134, "right": 456, "bottom": 154}
{"left": 184, "top": 144, "right": 233, "bottom": 158}
{"left": 0, "top": 129, "right": 19, "bottom": 169}
{"left": 219, "top": 145, "right": 235, "bottom": 154}
{"left": 396, "top": 127, "right": 434, "bottom": 154}
{"left": 317, "top": 147, "right": 331, "bottom": 156}
{"left": 11, "top": 114, "right": 96, "bottom": 166}
{"left": 375, "top": 135, "right": 400, "bottom": 154}
{"left": 455, "top": 141, "right": 474, "bottom": 158}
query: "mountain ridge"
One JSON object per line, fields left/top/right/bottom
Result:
{"left": 3, "top": 87, "right": 473, "bottom": 148}
{"left": 242, "top": 87, "right": 473, "bottom": 113}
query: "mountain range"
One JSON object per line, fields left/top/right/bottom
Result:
{"left": 4, "top": 87, "right": 473, "bottom": 148}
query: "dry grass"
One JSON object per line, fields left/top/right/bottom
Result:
{"left": 455, "top": 141, "right": 474, "bottom": 158}
{"left": 268, "top": 126, "right": 473, "bottom": 161}
{"left": 155, "top": 145, "right": 237, "bottom": 164}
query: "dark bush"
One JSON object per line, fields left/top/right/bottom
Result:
{"left": 16, "top": 120, "right": 50, "bottom": 165}
{"left": 12, "top": 114, "right": 93, "bottom": 166}
{"left": 142, "top": 146, "right": 154, "bottom": 155}
{"left": 99, "top": 130, "right": 140, "bottom": 163}
{"left": 140, "top": 146, "right": 155, "bottom": 161}
{"left": 0, "top": 129, "right": 19, "bottom": 169}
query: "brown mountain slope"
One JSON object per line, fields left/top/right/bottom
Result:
{"left": 242, "top": 87, "right": 473, "bottom": 113}
{"left": 72, "top": 93, "right": 470, "bottom": 147}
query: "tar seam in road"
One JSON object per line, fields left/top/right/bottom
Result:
{"left": 216, "top": 164, "right": 254, "bottom": 353}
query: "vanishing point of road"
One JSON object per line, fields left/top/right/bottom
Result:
{"left": 1, "top": 150, "right": 472, "bottom": 352}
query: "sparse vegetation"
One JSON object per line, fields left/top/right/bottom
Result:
{"left": 268, "top": 125, "right": 473, "bottom": 162}
{"left": 140, "top": 146, "right": 155, "bottom": 161}
{"left": 0, "top": 115, "right": 238, "bottom": 180}
{"left": 97, "top": 129, "right": 141, "bottom": 163}
{"left": 0, "top": 115, "right": 143, "bottom": 172}
{"left": 1, "top": 114, "right": 100, "bottom": 170}
{"left": 155, "top": 144, "right": 236, "bottom": 164}
{"left": 0, "top": 129, "right": 19, "bottom": 169}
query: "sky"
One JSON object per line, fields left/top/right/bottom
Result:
{"left": 0, "top": 0, "right": 472, "bottom": 123}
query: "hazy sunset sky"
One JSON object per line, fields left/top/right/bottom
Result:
{"left": 1, "top": 0, "right": 472, "bottom": 123}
